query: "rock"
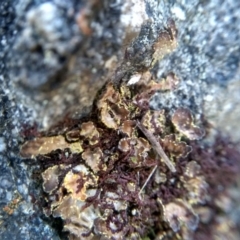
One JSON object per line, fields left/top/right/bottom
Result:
{"left": 1, "top": 0, "right": 240, "bottom": 239}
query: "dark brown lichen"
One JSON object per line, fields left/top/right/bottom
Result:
{"left": 20, "top": 19, "right": 239, "bottom": 240}
{"left": 171, "top": 107, "right": 204, "bottom": 140}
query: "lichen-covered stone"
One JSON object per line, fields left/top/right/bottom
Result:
{"left": 19, "top": 15, "right": 240, "bottom": 240}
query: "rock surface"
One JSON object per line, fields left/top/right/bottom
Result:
{"left": 0, "top": 0, "right": 240, "bottom": 239}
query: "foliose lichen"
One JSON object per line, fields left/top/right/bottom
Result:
{"left": 20, "top": 20, "right": 239, "bottom": 240}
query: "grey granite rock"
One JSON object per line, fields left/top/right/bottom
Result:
{"left": 1, "top": 0, "right": 240, "bottom": 239}
{"left": 9, "top": 0, "right": 81, "bottom": 88}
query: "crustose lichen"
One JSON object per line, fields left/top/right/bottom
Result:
{"left": 20, "top": 20, "right": 239, "bottom": 240}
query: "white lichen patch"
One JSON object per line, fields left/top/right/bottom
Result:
{"left": 120, "top": 0, "right": 147, "bottom": 29}
{"left": 127, "top": 74, "right": 142, "bottom": 85}
{"left": 0, "top": 137, "right": 6, "bottom": 152}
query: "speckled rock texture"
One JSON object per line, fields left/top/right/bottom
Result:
{"left": 0, "top": 0, "right": 240, "bottom": 239}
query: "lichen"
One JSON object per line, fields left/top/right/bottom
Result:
{"left": 20, "top": 20, "right": 239, "bottom": 240}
